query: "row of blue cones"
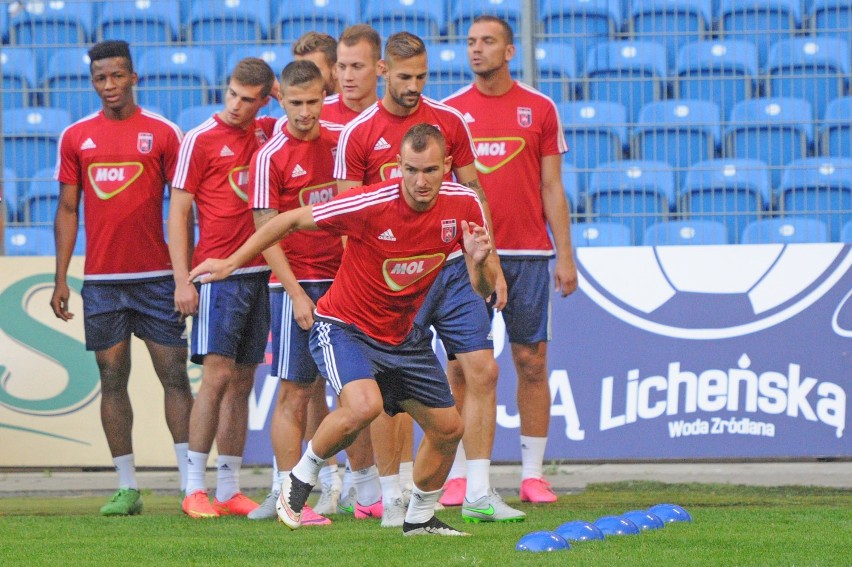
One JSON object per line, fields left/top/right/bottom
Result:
{"left": 516, "top": 503, "right": 692, "bottom": 553}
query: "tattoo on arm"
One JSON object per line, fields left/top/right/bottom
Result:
{"left": 252, "top": 208, "right": 277, "bottom": 228}
{"left": 461, "top": 178, "right": 488, "bottom": 204}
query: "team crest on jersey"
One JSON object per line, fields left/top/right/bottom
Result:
{"left": 87, "top": 162, "right": 144, "bottom": 200}
{"left": 441, "top": 219, "right": 457, "bottom": 243}
{"left": 299, "top": 182, "right": 337, "bottom": 207}
{"left": 137, "top": 133, "right": 154, "bottom": 154}
{"left": 473, "top": 137, "right": 526, "bottom": 175}
{"left": 382, "top": 254, "right": 445, "bottom": 292}
{"left": 517, "top": 107, "right": 532, "bottom": 128}
{"left": 380, "top": 162, "right": 401, "bottom": 181}
{"left": 228, "top": 166, "right": 250, "bottom": 202}
{"left": 254, "top": 128, "right": 268, "bottom": 146}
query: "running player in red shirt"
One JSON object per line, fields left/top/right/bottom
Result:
{"left": 51, "top": 40, "right": 194, "bottom": 517}
{"left": 444, "top": 16, "right": 578, "bottom": 505}
{"left": 168, "top": 58, "right": 278, "bottom": 519}
{"left": 245, "top": 61, "right": 343, "bottom": 525}
{"left": 190, "top": 124, "right": 495, "bottom": 537}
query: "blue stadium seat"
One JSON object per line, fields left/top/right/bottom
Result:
{"left": 224, "top": 44, "right": 294, "bottom": 84}
{"left": 535, "top": 42, "right": 578, "bottom": 103}
{"left": 558, "top": 101, "right": 627, "bottom": 194}
{"left": 584, "top": 41, "right": 668, "bottom": 124}
{"left": 675, "top": 40, "right": 758, "bottom": 123}
{"left": 588, "top": 160, "right": 675, "bottom": 244}
{"left": 3, "top": 168, "right": 20, "bottom": 222}
{"left": 176, "top": 104, "right": 221, "bottom": 133}
{"left": 1, "top": 48, "right": 37, "bottom": 109}
{"left": 73, "top": 227, "right": 87, "bottom": 256}
{"left": 96, "top": 1, "right": 181, "bottom": 44}
{"left": 778, "top": 158, "right": 852, "bottom": 242}
{"left": 136, "top": 47, "right": 218, "bottom": 123}
{"left": 4, "top": 226, "right": 56, "bottom": 256}
{"left": 741, "top": 217, "right": 829, "bottom": 243}
{"left": 0, "top": 3, "right": 8, "bottom": 44}
{"left": 2, "top": 107, "right": 71, "bottom": 180}
{"left": 842, "top": 220, "right": 852, "bottom": 243}
{"left": 363, "top": 0, "right": 446, "bottom": 41}
{"left": 681, "top": 159, "right": 771, "bottom": 244}
{"left": 628, "top": 0, "right": 712, "bottom": 70}
{"left": 724, "top": 97, "right": 813, "bottom": 189}
{"left": 632, "top": 99, "right": 720, "bottom": 190}
{"left": 42, "top": 47, "right": 101, "bottom": 122}
{"left": 540, "top": 0, "right": 621, "bottom": 72}
{"left": 766, "top": 38, "right": 850, "bottom": 125}
{"left": 718, "top": 0, "right": 800, "bottom": 68}
{"left": 424, "top": 42, "right": 472, "bottom": 101}
{"left": 24, "top": 167, "right": 59, "bottom": 225}
{"left": 450, "top": 0, "right": 523, "bottom": 37}
{"left": 811, "top": 0, "right": 852, "bottom": 47}
{"left": 571, "top": 221, "right": 633, "bottom": 246}
{"left": 187, "top": 0, "right": 271, "bottom": 66}
{"left": 274, "top": 0, "right": 358, "bottom": 42}
{"left": 8, "top": 1, "right": 95, "bottom": 72}
{"left": 642, "top": 219, "right": 729, "bottom": 246}
{"left": 820, "top": 97, "right": 852, "bottom": 159}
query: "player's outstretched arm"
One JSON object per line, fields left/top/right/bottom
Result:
{"left": 50, "top": 183, "right": 81, "bottom": 321}
{"left": 462, "top": 220, "right": 496, "bottom": 299}
{"left": 188, "top": 205, "right": 318, "bottom": 284}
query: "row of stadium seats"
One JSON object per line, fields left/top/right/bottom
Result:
{"left": 7, "top": 216, "right": 851, "bottom": 256}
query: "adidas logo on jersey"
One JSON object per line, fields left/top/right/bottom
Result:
{"left": 373, "top": 137, "right": 391, "bottom": 151}
{"left": 81, "top": 138, "right": 97, "bottom": 150}
{"left": 291, "top": 164, "right": 307, "bottom": 178}
{"left": 378, "top": 229, "right": 397, "bottom": 241}
{"left": 463, "top": 112, "right": 475, "bottom": 123}
{"left": 220, "top": 145, "right": 234, "bottom": 157}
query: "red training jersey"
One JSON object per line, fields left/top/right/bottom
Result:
{"left": 172, "top": 114, "right": 276, "bottom": 273}
{"left": 444, "top": 82, "right": 568, "bottom": 257}
{"left": 249, "top": 122, "right": 344, "bottom": 283}
{"left": 55, "top": 107, "right": 182, "bottom": 281}
{"left": 313, "top": 179, "right": 486, "bottom": 345}
{"left": 334, "top": 96, "right": 477, "bottom": 185}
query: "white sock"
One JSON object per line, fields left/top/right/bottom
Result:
{"left": 318, "top": 464, "right": 341, "bottom": 490}
{"left": 520, "top": 435, "right": 548, "bottom": 480}
{"left": 399, "top": 461, "right": 414, "bottom": 493}
{"left": 340, "top": 459, "right": 353, "bottom": 497}
{"left": 380, "top": 474, "right": 403, "bottom": 505}
{"left": 291, "top": 441, "right": 324, "bottom": 486}
{"left": 447, "top": 443, "right": 467, "bottom": 479}
{"left": 404, "top": 485, "right": 441, "bottom": 524}
{"left": 113, "top": 453, "right": 137, "bottom": 490}
{"left": 271, "top": 456, "right": 280, "bottom": 492}
{"left": 215, "top": 455, "right": 242, "bottom": 502}
{"left": 466, "top": 459, "right": 491, "bottom": 501}
{"left": 185, "top": 450, "right": 208, "bottom": 495}
{"left": 274, "top": 463, "right": 289, "bottom": 493}
{"left": 352, "top": 465, "right": 381, "bottom": 506}
{"left": 173, "top": 443, "right": 188, "bottom": 492}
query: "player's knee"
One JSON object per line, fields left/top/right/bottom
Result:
{"left": 514, "top": 350, "right": 547, "bottom": 383}
{"left": 431, "top": 411, "right": 464, "bottom": 448}
{"left": 468, "top": 357, "right": 499, "bottom": 392}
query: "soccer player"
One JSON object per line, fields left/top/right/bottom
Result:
{"left": 326, "top": 24, "right": 385, "bottom": 125}
{"left": 168, "top": 57, "right": 278, "bottom": 519}
{"left": 442, "top": 16, "right": 578, "bottom": 504}
{"left": 189, "top": 123, "right": 495, "bottom": 537}
{"left": 292, "top": 31, "right": 338, "bottom": 96}
{"left": 335, "top": 31, "right": 515, "bottom": 526}
{"left": 245, "top": 61, "right": 343, "bottom": 524}
{"left": 51, "top": 40, "right": 194, "bottom": 516}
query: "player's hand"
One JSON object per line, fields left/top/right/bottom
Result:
{"left": 174, "top": 280, "right": 199, "bottom": 319}
{"left": 50, "top": 282, "right": 74, "bottom": 321}
{"left": 461, "top": 220, "right": 492, "bottom": 264}
{"left": 291, "top": 293, "right": 316, "bottom": 331}
{"left": 554, "top": 255, "right": 578, "bottom": 297}
{"left": 491, "top": 264, "right": 508, "bottom": 311}
{"left": 187, "top": 258, "right": 234, "bottom": 284}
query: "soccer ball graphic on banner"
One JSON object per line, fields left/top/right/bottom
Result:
{"left": 576, "top": 244, "right": 852, "bottom": 339}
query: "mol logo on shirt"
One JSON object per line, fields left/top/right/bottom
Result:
{"left": 87, "top": 162, "right": 144, "bottom": 200}
{"left": 379, "top": 162, "right": 401, "bottom": 181}
{"left": 382, "top": 254, "right": 445, "bottom": 291}
{"left": 229, "top": 166, "right": 250, "bottom": 202}
{"left": 299, "top": 182, "right": 337, "bottom": 207}
{"left": 474, "top": 137, "right": 526, "bottom": 175}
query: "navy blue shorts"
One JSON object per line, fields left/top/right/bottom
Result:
{"left": 191, "top": 272, "right": 270, "bottom": 365}
{"left": 309, "top": 319, "right": 455, "bottom": 417}
{"left": 82, "top": 279, "right": 187, "bottom": 352}
{"left": 495, "top": 258, "right": 552, "bottom": 344}
{"left": 414, "top": 257, "right": 493, "bottom": 358}
{"left": 270, "top": 282, "right": 332, "bottom": 383}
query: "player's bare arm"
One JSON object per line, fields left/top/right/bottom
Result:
{"left": 253, "top": 208, "right": 315, "bottom": 331}
{"left": 167, "top": 188, "right": 199, "bottom": 317}
{"left": 189, "top": 205, "right": 318, "bottom": 283}
{"left": 50, "top": 183, "right": 82, "bottom": 321}
{"left": 462, "top": 220, "right": 497, "bottom": 299}
{"left": 541, "top": 154, "right": 577, "bottom": 297}
{"left": 336, "top": 179, "right": 360, "bottom": 195}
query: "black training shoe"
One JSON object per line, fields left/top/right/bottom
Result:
{"left": 276, "top": 473, "right": 314, "bottom": 529}
{"left": 403, "top": 515, "right": 471, "bottom": 537}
